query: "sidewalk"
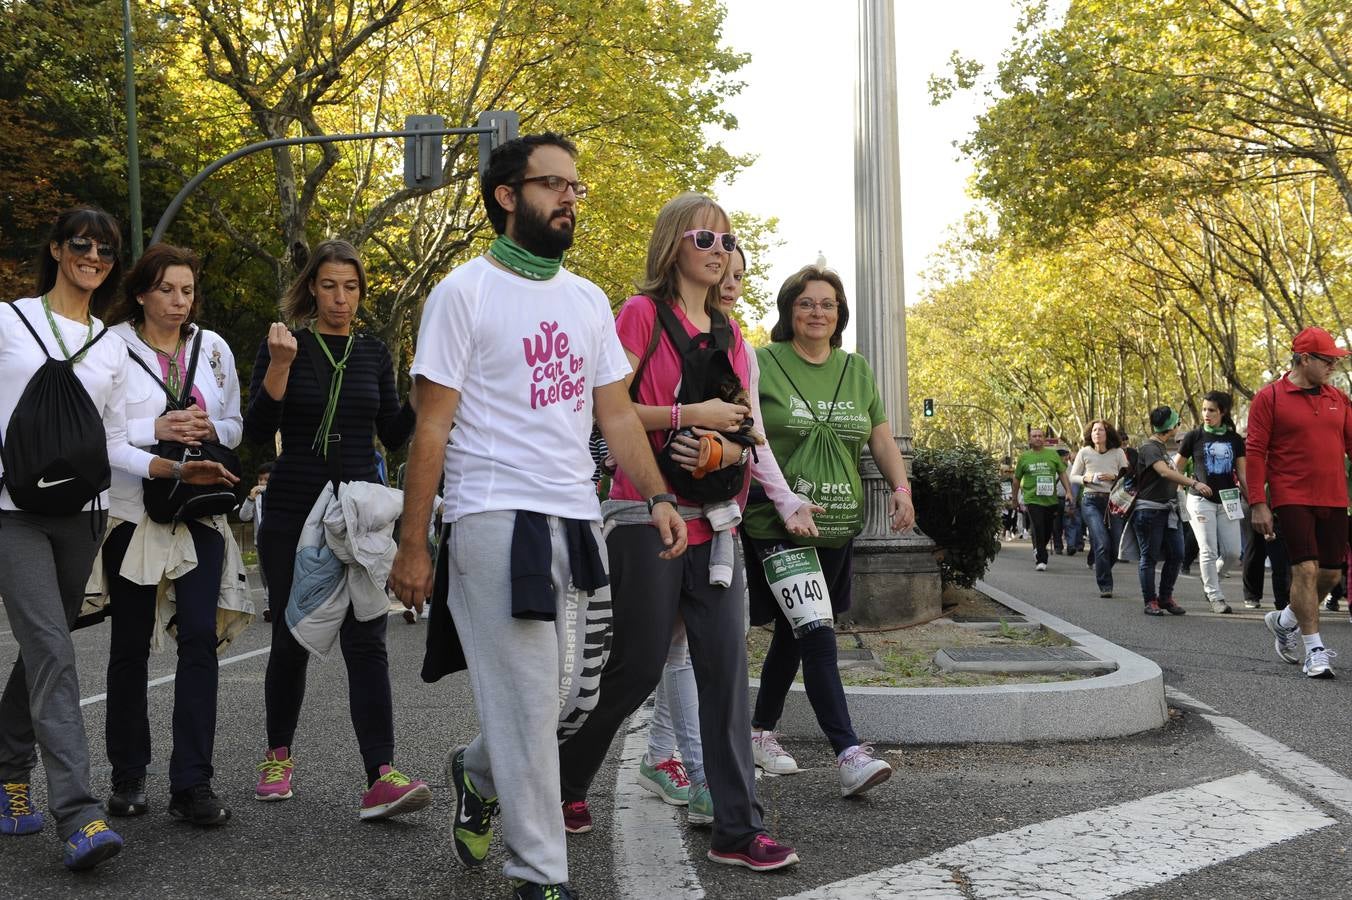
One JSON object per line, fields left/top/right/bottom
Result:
{"left": 763, "top": 554, "right": 1169, "bottom": 745}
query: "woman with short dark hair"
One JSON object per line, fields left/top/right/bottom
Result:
{"left": 97, "top": 242, "right": 245, "bottom": 827}
{"left": 741, "top": 264, "right": 914, "bottom": 797}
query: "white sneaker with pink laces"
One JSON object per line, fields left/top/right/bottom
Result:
{"left": 837, "top": 744, "right": 892, "bottom": 797}
{"left": 751, "top": 731, "right": 799, "bottom": 775}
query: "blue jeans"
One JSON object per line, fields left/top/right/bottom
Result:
{"left": 1133, "top": 506, "right": 1184, "bottom": 603}
{"left": 1081, "top": 493, "right": 1122, "bottom": 592}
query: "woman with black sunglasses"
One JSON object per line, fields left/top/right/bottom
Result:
{"left": 0, "top": 208, "right": 235, "bottom": 872}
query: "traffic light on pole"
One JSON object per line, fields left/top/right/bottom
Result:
{"left": 923, "top": 398, "right": 935, "bottom": 417}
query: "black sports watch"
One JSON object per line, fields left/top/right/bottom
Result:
{"left": 646, "top": 493, "right": 678, "bottom": 514}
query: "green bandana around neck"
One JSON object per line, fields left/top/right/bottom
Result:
{"left": 311, "top": 331, "right": 355, "bottom": 459}
{"left": 488, "top": 234, "right": 563, "bottom": 281}
{"left": 1203, "top": 424, "right": 1229, "bottom": 435}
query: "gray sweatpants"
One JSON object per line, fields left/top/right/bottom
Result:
{"left": 0, "top": 510, "right": 105, "bottom": 839}
{"left": 446, "top": 510, "right": 609, "bottom": 886}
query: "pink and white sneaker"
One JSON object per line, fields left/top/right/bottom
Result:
{"left": 255, "top": 747, "right": 294, "bottom": 801}
{"left": 707, "top": 833, "right": 800, "bottom": 871}
{"left": 359, "top": 765, "right": 432, "bottom": 820}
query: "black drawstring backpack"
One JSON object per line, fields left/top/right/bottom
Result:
{"left": 0, "top": 306, "right": 111, "bottom": 517}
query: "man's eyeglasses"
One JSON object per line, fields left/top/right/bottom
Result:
{"left": 794, "top": 299, "right": 839, "bottom": 313}
{"left": 513, "top": 175, "right": 587, "bottom": 200}
{"left": 65, "top": 237, "right": 117, "bottom": 261}
{"left": 1308, "top": 353, "right": 1342, "bottom": 366}
{"left": 683, "top": 230, "right": 737, "bottom": 252}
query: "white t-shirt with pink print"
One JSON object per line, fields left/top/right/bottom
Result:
{"left": 411, "top": 255, "right": 630, "bottom": 523}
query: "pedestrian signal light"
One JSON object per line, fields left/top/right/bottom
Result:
{"left": 923, "top": 398, "right": 935, "bottom": 417}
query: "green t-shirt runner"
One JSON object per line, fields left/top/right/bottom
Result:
{"left": 1013, "top": 447, "right": 1068, "bottom": 507}
{"left": 742, "top": 344, "right": 886, "bottom": 542}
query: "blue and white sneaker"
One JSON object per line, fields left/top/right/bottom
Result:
{"left": 1, "top": 782, "right": 43, "bottom": 835}
{"left": 1303, "top": 647, "right": 1336, "bottom": 679}
{"left": 63, "top": 819, "right": 122, "bottom": 871}
{"left": 1264, "top": 610, "right": 1302, "bottom": 664}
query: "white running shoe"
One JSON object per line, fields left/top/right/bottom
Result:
{"left": 837, "top": 745, "right": 892, "bottom": 798}
{"left": 751, "top": 731, "right": 800, "bottom": 775}
{"left": 1208, "top": 597, "right": 1232, "bottom": 614}
{"left": 1035, "top": 563, "right": 1047, "bottom": 572}
{"left": 1264, "top": 611, "right": 1302, "bottom": 664}
{"left": 1302, "top": 647, "right": 1336, "bottom": 679}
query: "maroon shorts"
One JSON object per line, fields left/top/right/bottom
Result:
{"left": 1272, "top": 505, "right": 1350, "bottom": 568}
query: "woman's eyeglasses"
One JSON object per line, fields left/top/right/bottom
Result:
{"left": 65, "top": 237, "right": 117, "bottom": 261}
{"left": 794, "top": 299, "right": 839, "bottom": 313}
{"left": 683, "top": 230, "right": 737, "bottom": 252}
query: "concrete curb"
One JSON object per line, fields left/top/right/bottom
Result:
{"left": 759, "top": 579, "right": 1168, "bottom": 744}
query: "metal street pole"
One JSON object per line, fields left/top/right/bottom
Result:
{"left": 850, "top": 0, "right": 940, "bottom": 627}
{"left": 122, "top": 0, "right": 143, "bottom": 259}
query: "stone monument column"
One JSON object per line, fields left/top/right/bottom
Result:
{"left": 846, "top": 0, "right": 941, "bottom": 627}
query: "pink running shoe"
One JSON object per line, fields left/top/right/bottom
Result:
{"left": 562, "top": 800, "right": 592, "bottom": 834}
{"left": 255, "top": 747, "right": 294, "bottom": 801}
{"left": 707, "top": 833, "right": 800, "bottom": 871}
{"left": 359, "top": 765, "right": 432, "bottom": 821}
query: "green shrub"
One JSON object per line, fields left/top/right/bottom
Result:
{"left": 911, "top": 446, "right": 1003, "bottom": 587}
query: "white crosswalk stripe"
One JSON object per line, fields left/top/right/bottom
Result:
{"left": 777, "top": 771, "right": 1334, "bottom": 900}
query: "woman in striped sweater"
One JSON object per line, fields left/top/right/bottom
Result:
{"left": 243, "top": 240, "right": 428, "bottom": 819}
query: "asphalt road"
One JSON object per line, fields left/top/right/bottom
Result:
{"left": 1, "top": 543, "right": 1349, "bottom": 899}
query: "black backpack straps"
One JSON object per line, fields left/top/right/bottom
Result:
{"left": 823, "top": 353, "right": 852, "bottom": 424}
{"left": 652, "top": 299, "right": 693, "bottom": 356}
{"left": 628, "top": 297, "right": 665, "bottom": 403}
{"left": 74, "top": 325, "right": 109, "bottom": 357}
{"left": 10, "top": 305, "right": 53, "bottom": 360}
{"left": 708, "top": 306, "right": 732, "bottom": 351}
{"left": 764, "top": 344, "right": 821, "bottom": 424}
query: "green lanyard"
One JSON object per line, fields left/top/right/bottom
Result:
{"left": 137, "top": 327, "right": 186, "bottom": 396}
{"left": 312, "top": 332, "right": 355, "bottom": 458}
{"left": 41, "top": 295, "right": 94, "bottom": 364}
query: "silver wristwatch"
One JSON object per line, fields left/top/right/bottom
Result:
{"left": 170, "top": 460, "right": 184, "bottom": 480}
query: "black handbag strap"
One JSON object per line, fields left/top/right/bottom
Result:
{"left": 297, "top": 328, "right": 344, "bottom": 490}
{"left": 126, "top": 329, "right": 204, "bottom": 410}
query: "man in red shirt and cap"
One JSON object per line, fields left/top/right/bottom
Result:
{"left": 1247, "top": 326, "right": 1352, "bottom": 679}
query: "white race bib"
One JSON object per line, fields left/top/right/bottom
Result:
{"left": 1219, "top": 487, "right": 1244, "bottom": 521}
{"left": 761, "top": 546, "right": 833, "bottom": 633}
{"left": 1035, "top": 475, "right": 1055, "bottom": 497}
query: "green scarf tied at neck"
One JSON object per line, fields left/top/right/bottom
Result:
{"left": 488, "top": 235, "right": 562, "bottom": 281}
{"left": 312, "top": 332, "right": 355, "bottom": 459}
{"left": 1203, "top": 424, "right": 1229, "bottom": 435}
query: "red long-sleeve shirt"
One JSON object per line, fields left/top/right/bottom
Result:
{"left": 1245, "top": 373, "right": 1352, "bottom": 508}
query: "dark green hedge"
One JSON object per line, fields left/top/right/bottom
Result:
{"left": 912, "top": 447, "right": 1003, "bottom": 587}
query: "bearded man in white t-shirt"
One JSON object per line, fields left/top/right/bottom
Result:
{"left": 389, "top": 132, "right": 686, "bottom": 900}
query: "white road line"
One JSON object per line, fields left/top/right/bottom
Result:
{"left": 79, "top": 646, "right": 271, "bottom": 707}
{"left": 779, "top": 771, "right": 1334, "bottom": 900}
{"left": 1169, "top": 687, "right": 1352, "bottom": 817}
{"left": 613, "top": 703, "right": 704, "bottom": 899}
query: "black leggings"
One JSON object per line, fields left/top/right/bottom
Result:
{"left": 258, "top": 523, "right": 394, "bottom": 780}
